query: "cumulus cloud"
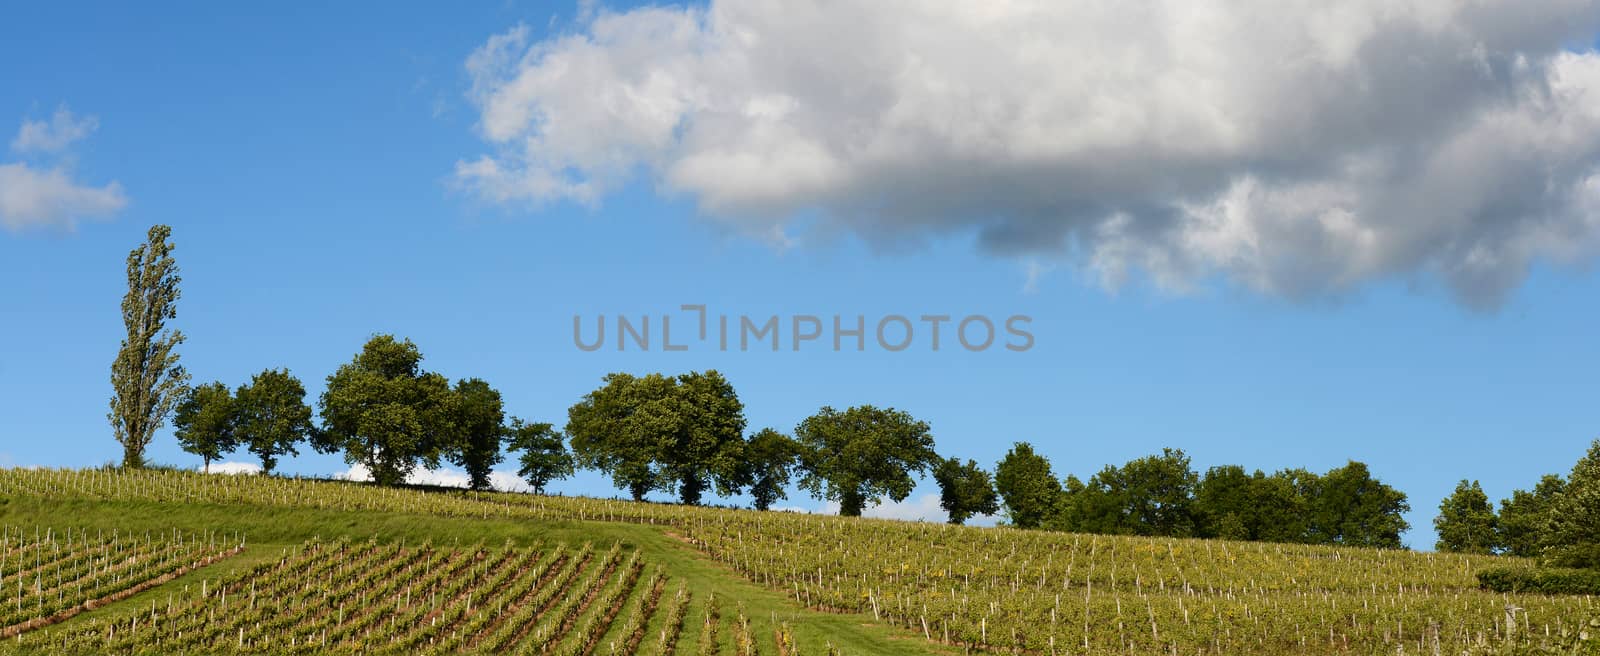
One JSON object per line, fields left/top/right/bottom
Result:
{"left": 1, "top": 106, "right": 126, "bottom": 232}
{"left": 457, "top": 1, "right": 1600, "bottom": 307}
{"left": 11, "top": 107, "right": 97, "bottom": 154}
{"left": 335, "top": 463, "right": 531, "bottom": 492}
{"left": 207, "top": 461, "right": 263, "bottom": 475}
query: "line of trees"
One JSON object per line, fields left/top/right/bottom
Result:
{"left": 992, "top": 443, "right": 1412, "bottom": 548}
{"left": 105, "top": 226, "right": 1594, "bottom": 563}
{"left": 1434, "top": 440, "right": 1600, "bottom": 568}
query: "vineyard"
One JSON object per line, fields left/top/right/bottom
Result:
{"left": 0, "top": 468, "right": 1596, "bottom": 654}
{"left": 0, "top": 526, "right": 239, "bottom": 640}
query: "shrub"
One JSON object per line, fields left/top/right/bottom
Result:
{"left": 1477, "top": 566, "right": 1600, "bottom": 595}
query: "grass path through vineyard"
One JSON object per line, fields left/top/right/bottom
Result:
{"left": 0, "top": 495, "right": 945, "bottom": 655}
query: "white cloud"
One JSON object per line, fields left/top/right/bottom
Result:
{"left": 2, "top": 106, "right": 126, "bottom": 232}
{"left": 207, "top": 461, "right": 263, "bottom": 475}
{"left": 458, "top": 1, "right": 1600, "bottom": 308}
{"left": 335, "top": 463, "right": 531, "bottom": 493}
{"left": 808, "top": 493, "right": 998, "bottom": 525}
{"left": 0, "top": 164, "right": 127, "bottom": 231}
{"left": 11, "top": 107, "right": 98, "bottom": 154}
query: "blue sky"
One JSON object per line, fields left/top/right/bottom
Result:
{"left": 3, "top": 1, "right": 1599, "bottom": 547}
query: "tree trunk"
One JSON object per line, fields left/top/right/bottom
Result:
{"left": 840, "top": 489, "right": 865, "bottom": 517}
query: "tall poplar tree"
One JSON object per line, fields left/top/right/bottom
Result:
{"left": 109, "top": 225, "right": 190, "bottom": 468}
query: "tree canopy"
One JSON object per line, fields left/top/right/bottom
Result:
{"left": 993, "top": 442, "right": 1061, "bottom": 529}
{"left": 744, "top": 428, "right": 802, "bottom": 512}
{"left": 449, "top": 378, "right": 507, "bottom": 491}
{"left": 934, "top": 457, "right": 999, "bottom": 525}
{"left": 233, "top": 368, "right": 315, "bottom": 475}
{"left": 172, "top": 381, "right": 237, "bottom": 473}
{"left": 315, "top": 335, "right": 458, "bottom": 486}
{"left": 1434, "top": 479, "right": 1498, "bottom": 554}
{"left": 506, "top": 419, "right": 573, "bottom": 495}
{"left": 110, "top": 224, "right": 189, "bottom": 468}
{"left": 795, "top": 405, "right": 938, "bottom": 517}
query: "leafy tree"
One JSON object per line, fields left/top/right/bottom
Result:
{"left": 109, "top": 225, "right": 190, "bottom": 468}
{"left": 1308, "top": 461, "right": 1410, "bottom": 548}
{"left": 1544, "top": 439, "right": 1600, "bottom": 568}
{"left": 567, "top": 371, "right": 750, "bottom": 504}
{"left": 993, "top": 442, "right": 1062, "bottom": 529}
{"left": 449, "top": 378, "right": 506, "bottom": 491}
{"left": 743, "top": 428, "right": 802, "bottom": 511}
{"left": 1434, "top": 479, "right": 1499, "bottom": 554}
{"left": 172, "top": 382, "right": 237, "bottom": 473}
{"left": 1058, "top": 470, "right": 1132, "bottom": 534}
{"left": 505, "top": 419, "right": 573, "bottom": 495}
{"left": 1116, "top": 448, "right": 1199, "bottom": 537}
{"left": 1195, "top": 466, "right": 1309, "bottom": 542}
{"left": 1499, "top": 474, "right": 1565, "bottom": 558}
{"left": 315, "top": 336, "right": 457, "bottom": 486}
{"left": 662, "top": 370, "right": 748, "bottom": 505}
{"left": 233, "top": 368, "right": 315, "bottom": 475}
{"left": 1248, "top": 472, "right": 1312, "bottom": 543}
{"left": 934, "top": 458, "right": 999, "bottom": 525}
{"left": 567, "top": 373, "right": 664, "bottom": 501}
{"left": 795, "top": 405, "right": 938, "bottom": 517}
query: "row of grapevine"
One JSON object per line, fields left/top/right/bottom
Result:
{"left": 676, "top": 513, "right": 1599, "bottom": 654}
{"left": 0, "top": 526, "right": 239, "bottom": 639}
{"left": 6, "top": 537, "right": 817, "bottom": 656}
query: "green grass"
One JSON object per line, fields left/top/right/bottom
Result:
{"left": 0, "top": 495, "right": 947, "bottom": 655}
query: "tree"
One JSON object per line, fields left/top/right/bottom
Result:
{"left": 449, "top": 378, "right": 506, "bottom": 491}
{"left": 1195, "top": 466, "right": 1309, "bottom": 542}
{"left": 1308, "top": 461, "right": 1410, "bottom": 548}
{"left": 315, "top": 335, "right": 457, "bottom": 486}
{"left": 1543, "top": 439, "right": 1600, "bottom": 568}
{"left": 566, "top": 371, "right": 750, "bottom": 504}
{"left": 795, "top": 405, "right": 938, "bottom": 517}
{"left": 934, "top": 458, "right": 999, "bottom": 525}
{"left": 109, "top": 225, "right": 190, "bottom": 468}
{"left": 1498, "top": 474, "right": 1565, "bottom": 558}
{"left": 233, "top": 368, "right": 315, "bottom": 475}
{"left": 662, "top": 370, "right": 748, "bottom": 505}
{"left": 566, "top": 372, "right": 672, "bottom": 502}
{"left": 1434, "top": 479, "right": 1499, "bottom": 554}
{"left": 172, "top": 382, "right": 237, "bottom": 473}
{"left": 743, "top": 428, "right": 802, "bottom": 511}
{"left": 505, "top": 419, "right": 573, "bottom": 495}
{"left": 993, "top": 442, "right": 1062, "bottom": 529}
{"left": 1116, "top": 448, "right": 1199, "bottom": 537}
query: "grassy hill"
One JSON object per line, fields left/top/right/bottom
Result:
{"left": 0, "top": 468, "right": 1594, "bottom": 655}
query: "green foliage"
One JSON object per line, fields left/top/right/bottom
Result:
{"left": 315, "top": 335, "right": 458, "bottom": 486}
{"left": 932, "top": 457, "right": 998, "bottom": 525}
{"left": 1194, "top": 466, "right": 1308, "bottom": 542}
{"left": 992, "top": 442, "right": 1060, "bottom": 529}
{"left": 448, "top": 378, "right": 507, "bottom": 490}
{"left": 505, "top": 418, "right": 573, "bottom": 494}
{"left": 109, "top": 224, "right": 190, "bottom": 469}
{"left": 1305, "top": 461, "right": 1410, "bottom": 548}
{"left": 1057, "top": 448, "right": 1199, "bottom": 537}
{"left": 172, "top": 381, "right": 237, "bottom": 472}
{"left": 567, "top": 372, "right": 661, "bottom": 500}
{"left": 1544, "top": 439, "right": 1600, "bottom": 569}
{"left": 743, "top": 428, "right": 802, "bottom": 511}
{"left": 1499, "top": 474, "right": 1565, "bottom": 558}
{"left": 233, "top": 368, "right": 315, "bottom": 475}
{"left": 1435, "top": 479, "right": 1500, "bottom": 554}
{"left": 1477, "top": 566, "right": 1600, "bottom": 595}
{"left": 566, "top": 371, "right": 748, "bottom": 504}
{"left": 664, "top": 370, "right": 748, "bottom": 505}
{"left": 794, "top": 405, "right": 938, "bottom": 517}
